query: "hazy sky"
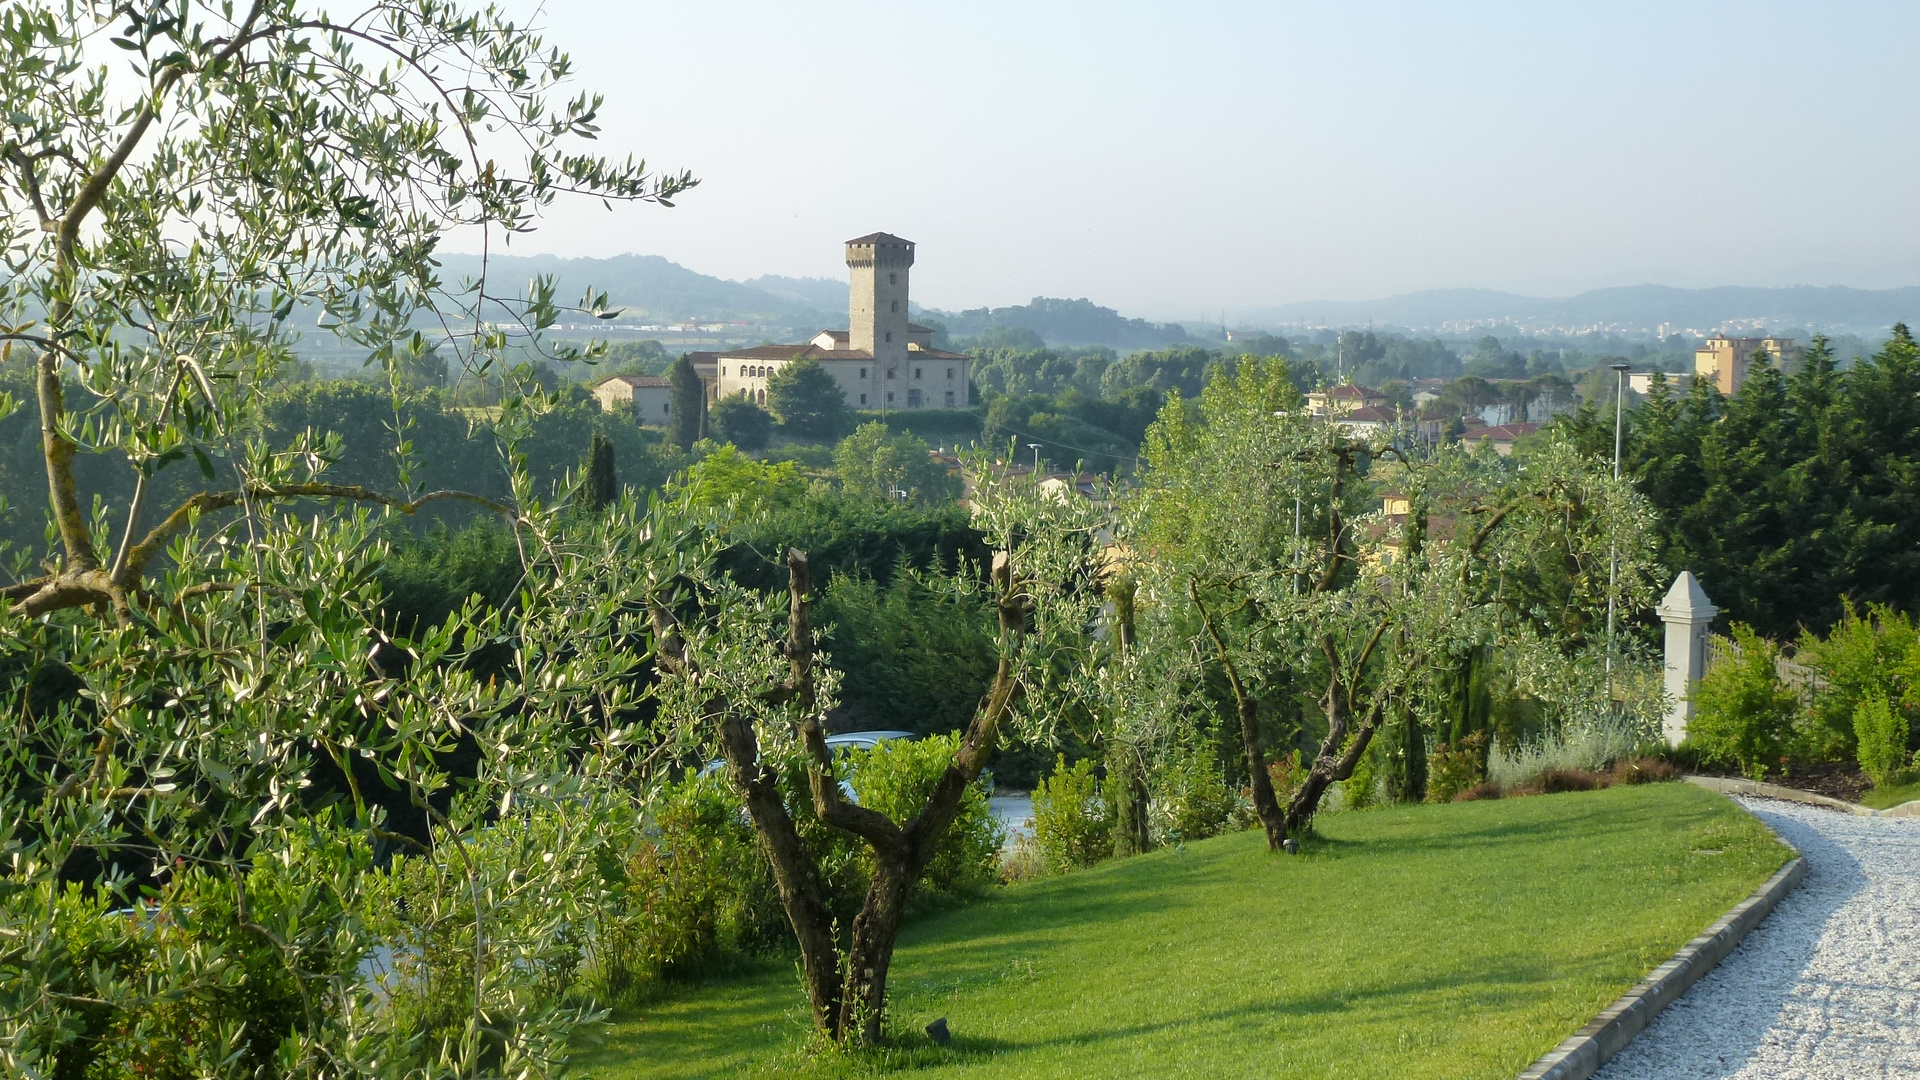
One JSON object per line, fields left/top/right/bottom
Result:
{"left": 484, "top": 1, "right": 1920, "bottom": 316}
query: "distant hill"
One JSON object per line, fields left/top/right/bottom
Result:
{"left": 432, "top": 252, "right": 837, "bottom": 327}
{"left": 928, "top": 297, "right": 1194, "bottom": 348}
{"left": 1241, "top": 284, "right": 1920, "bottom": 335}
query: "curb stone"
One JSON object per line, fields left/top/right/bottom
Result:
{"left": 1514, "top": 793, "right": 1808, "bottom": 1080}
{"left": 1684, "top": 774, "right": 1920, "bottom": 818}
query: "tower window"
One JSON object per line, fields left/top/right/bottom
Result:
{"left": 945, "top": 391, "right": 955, "bottom": 406}
{"left": 859, "top": 367, "right": 867, "bottom": 378}
{"left": 914, "top": 367, "right": 921, "bottom": 379}
{"left": 946, "top": 367, "right": 954, "bottom": 379}
{"left": 885, "top": 332, "right": 892, "bottom": 343}
{"left": 886, "top": 392, "right": 894, "bottom": 403}
{"left": 886, "top": 368, "right": 895, "bottom": 379}
{"left": 890, "top": 301, "right": 898, "bottom": 312}
{"left": 888, "top": 273, "right": 896, "bottom": 285}
{"left": 860, "top": 393, "right": 868, "bottom": 405}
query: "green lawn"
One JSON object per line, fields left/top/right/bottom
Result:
{"left": 1860, "top": 776, "right": 1920, "bottom": 810}
{"left": 573, "top": 783, "right": 1787, "bottom": 1080}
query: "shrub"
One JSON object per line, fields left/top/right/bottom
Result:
{"left": 850, "top": 733, "right": 1004, "bottom": 896}
{"left": 1152, "top": 748, "right": 1237, "bottom": 844}
{"left": 1032, "top": 755, "right": 1113, "bottom": 873}
{"left": 1538, "top": 768, "right": 1602, "bottom": 793}
{"left": 1854, "top": 693, "right": 1913, "bottom": 790}
{"left": 1342, "top": 738, "right": 1384, "bottom": 810}
{"left": 1797, "top": 601, "right": 1917, "bottom": 762}
{"left": 1488, "top": 714, "right": 1640, "bottom": 788}
{"left": 1610, "top": 756, "right": 1680, "bottom": 785}
{"left": 1687, "top": 625, "right": 1801, "bottom": 780}
{"left": 1455, "top": 782, "right": 1504, "bottom": 802}
{"left": 709, "top": 397, "right": 773, "bottom": 451}
{"left": 1426, "top": 731, "right": 1488, "bottom": 804}
{"left": 1267, "top": 750, "right": 1306, "bottom": 807}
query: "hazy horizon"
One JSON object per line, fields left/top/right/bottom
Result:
{"left": 465, "top": 2, "right": 1920, "bottom": 318}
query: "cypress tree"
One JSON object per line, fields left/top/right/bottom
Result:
{"left": 576, "top": 432, "right": 617, "bottom": 511}
{"left": 668, "top": 353, "right": 705, "bottom": 448}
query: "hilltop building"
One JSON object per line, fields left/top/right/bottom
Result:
{"left": 1694, "top": 335, "right": 1801, "bottom": 396}
{"left": 705, "top": 234, "right": 973, "bottom": 411}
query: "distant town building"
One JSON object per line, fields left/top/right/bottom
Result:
{"left": 1693, "top": 335, "right": 1801, "bottom": 396}
{"left": 704, "top": 234, "right": 973, "bottom": 411}
{"left": 1467, "top": 422, "right": 1539, "bottom": 456}
{"left": 1304, "top": 383, "right": 1387, "bottom": 418}
{"left": 592, "top": 374, "right": 674, "bottom": 423}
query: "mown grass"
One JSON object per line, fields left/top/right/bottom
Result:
{"left": 572, "top": 783, "right": 1787, "bottom": 1080}
{"left": 1860, "top": 775, "right": 1920, "bottom": 810}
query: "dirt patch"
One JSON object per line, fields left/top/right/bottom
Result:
{"left": 1690, "top": 762, "right": 1870, "bottom": 804}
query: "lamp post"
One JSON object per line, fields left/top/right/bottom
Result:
{"left": 1606, "top": 361, "right": 1630, "bottom": 688}
{"left": 1027, "top": 442, "right": 1043, "bottom": 474}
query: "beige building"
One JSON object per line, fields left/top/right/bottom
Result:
{"left": 708, "top": 233, "right": 973, "bottom": 411}
{"left": 1694, "top": 335, "right": 1801, "bottom": 396}
{"left": 592, "top": 374, "right": 675, "bottom": 424}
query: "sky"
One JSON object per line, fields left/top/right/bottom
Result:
{"left": 480, "top": 1, "right": 1920, "bottom": 318}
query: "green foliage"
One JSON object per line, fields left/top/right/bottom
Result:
{"left": 1687, "top": 625, "right": 1801, "bottom": 779}
{"left": 832, "top": 423, "right": 961, "bottom": 505}
{"left": 718, "top": 490, "right": 989, "bottom": 595}
{"left": 579, "top": 431, "right": 619, "bottom": 510}
{"left": 1852, "top": 694, "right": 1913, "bottom": 790}
{"left": 1030, "top": 756, "right": 1113, "bottom": 873}
{"left": 377, "top": 517, "right": 523, "bottom": 635}
{"left": 710, "top": 397, "right": 773, "bottom": 452}
{"left": 672, "top": 445, "right": 808, "bottom": 511}
{"left": 1152, "top": 746, "right": 1239, "bottom": 844}
{"left": 816, "top": 568, "right": 997, "bottom": 737}
{"left": 767, "top": 358, "right": 851, "bottom": 440}
{"left": 847, "top": 735, "right": 1004, "bottom": 897}
{"left": 670, "top": 355, "right": 707, "bottom": 448}
{"left": 1343, "top": 739, "right": 1383, "bottom": 810}
{"left": 1796, "top": 601, "right": 1919, "bottom": 763}
{"left": 1426, "top": 731, "right": 1489, "bottom": 804}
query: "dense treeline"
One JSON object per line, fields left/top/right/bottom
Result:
{"left": 0, "top": 374, "right": 678, "bottom": 553}
{"left": 1555, "top": 326, "right": 1920, "bottom": 638}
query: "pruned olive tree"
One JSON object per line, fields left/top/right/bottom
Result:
{"left": 1129, "top": 359, "right": 1660, "bottom": 847}
{"left": 0, "top": 2, "right": 694, "bottom": 1075}
{"left": 645, "top": 473, "right": 1109, "bottom": 1046}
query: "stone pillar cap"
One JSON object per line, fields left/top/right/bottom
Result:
{"left": 1656, "top": 570, "right": 1719, "bottom": 622}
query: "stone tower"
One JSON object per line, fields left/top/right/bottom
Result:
{"left": 846, "top": 232, "right": 914, "bottom": 372}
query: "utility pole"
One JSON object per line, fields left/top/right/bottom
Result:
{"left": 1606, "top": 361, "right": 1630, "bottom": 691}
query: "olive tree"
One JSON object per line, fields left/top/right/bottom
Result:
{"left": 645, "top": 472, "right": 1108, "bottom": 1046}
{"left": 0, "top": 1, "right": 691, "bottom": 1075}
{"left": 1129, "top": 359, "right": 1660, "bottom": 846}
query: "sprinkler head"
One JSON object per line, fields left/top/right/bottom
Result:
{"left": 926, "top": 1017, "right": 951, "bottom": 1045}
{"left": 1283, "top": 839, "right": 1300, "bottom": 856}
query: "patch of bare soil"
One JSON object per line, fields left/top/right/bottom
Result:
{"left": 1691, "top": 762, "right": 1870, "bottom": 803}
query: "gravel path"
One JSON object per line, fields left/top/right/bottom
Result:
{"left": 1597, "top": 798, "right": 1920, "bottom": 1080}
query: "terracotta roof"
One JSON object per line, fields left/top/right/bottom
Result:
{"left": 597, "top": 374, "right": 670, "bottom": 388}
{"left": 909, "top": 346, "right": 971, "bottom": 360}
{"left": 907, "top": 322, "right": 934, "bottom": 333}
{"left": 718, "top": 343, "right": 874, "bottom": 362}
{"left": 1326, "top": 384, "right": 1382, "bottom": 399}
{"left": 845, "top": 231, "right": 912, "bottom": 246}
{"left": 1475, "top": 423, "right": 1540, "bottom": 441}
{"left": 818, "top": 330, "right": 850, "bottom": 341}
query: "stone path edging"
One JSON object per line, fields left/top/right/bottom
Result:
{"left": 1684, "top": 774, "right": 1920, "bottom": 818}
{"left": 1514, "top": 795, "right": 1808, "bottom": 1080}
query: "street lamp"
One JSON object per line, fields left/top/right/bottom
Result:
{"left": 1606, "top": 361, "right": 1630, "bottom": 688}
{"left": 1027, "top": 442, "right": 1043, "bottom": 473}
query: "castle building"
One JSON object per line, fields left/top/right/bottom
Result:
{"left": 708, "top": 233, "right": 972, "bottom": 411}
{"left": 1694, "top": 335, "right": 1801, "bottom": 396}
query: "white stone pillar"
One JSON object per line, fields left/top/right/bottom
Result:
{"left": 1657, "top": 571, "right": 1719, "bottom": 746}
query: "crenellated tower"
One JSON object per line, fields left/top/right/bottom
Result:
{"left": 846, "top": 232, "right": 914, "bottom": 372}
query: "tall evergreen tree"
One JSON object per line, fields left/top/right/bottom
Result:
{"left": 576, "top": 432, "right": 617, "bottom": 510}
{"left": 669, "top": 353, "right": 706, "bottom": 448}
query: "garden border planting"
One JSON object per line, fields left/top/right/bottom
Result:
{"left": 1684, "top": 774, "right": 1920, "bottom": 818}
{"left": 1514, "top": 795, "right": 1807, "bottom": 1080}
